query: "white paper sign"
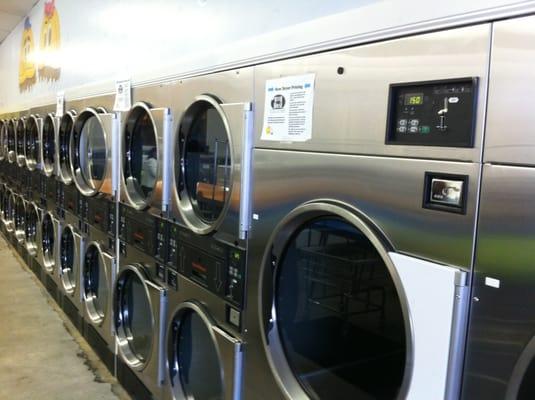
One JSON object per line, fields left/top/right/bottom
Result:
{"left": 113, "top": 79, "right": 132, "bottom": 111}
{"left": 56, "top": 91, "right": 65, "bottom": 117}
{"left": 261, "top": 74, "right": 315, "bottom": 142}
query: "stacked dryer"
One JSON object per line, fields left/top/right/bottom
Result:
{"left": 159, "top": 69, "right": 254, "bottom": 400}
{"left": 64, "top": 95, "right": 120, "bottom": 375}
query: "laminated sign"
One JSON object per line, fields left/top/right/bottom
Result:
{"left": 261, "top": 74, "right": 315, "bottom": 142}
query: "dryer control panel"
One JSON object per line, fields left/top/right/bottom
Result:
{"left": 386, "top": 77, "right": 477, "bottom": 147}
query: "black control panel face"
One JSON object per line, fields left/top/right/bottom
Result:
{"left": 86, "top": 196, "right": 113, "bottom": 234}
{"left": 386, "top": 78, "right": 477, "bottom": 147}
{"left": 118, "top": 204, "right": 157, "bottom": 256}
{"left": 63, "top": 184, "right": 78, "bottom": 215}
{"left": 155, "top": 218, "right": 168, "bottom": 263}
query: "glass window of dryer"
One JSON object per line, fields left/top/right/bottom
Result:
{"left": 41, "top": 213, "right": 55, "bottom": 269}
{"left": 83, "top": 244, "right": 108, "bottom": 322}
{"left": 16, "top": 118, "right": 25, "bottom": 163}
{"left": 178, "top": 99, "right": 231, "bottom": 224}
{"left": 7, "top": 120, "right": 16, "bottom": 159}
{"left": 116, "top": 268, "right": 153, "bottom": 364}
{"left": 169, "top": 307, "right": 224, "bottom": 400}
{"left": 42, "top": 115, "right": 56, "bottom": 175}
{"left": 274, "top": 217, "right": 407, "bottom": 400}
{"left": 60, "top": 227, "right": 76, "bottom": 294}
{"left": 59, "top": 113, "right": 74, "bottom": 181}
{"left": 25, "top": 117, "right": 39, "bottom": 168}
{"left": 76, "top": 115, "right": 106, "bottom": 191}
{"left": 123, "top": 106, "right": 158, "bottom": 208}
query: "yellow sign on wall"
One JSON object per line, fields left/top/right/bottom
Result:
{"left": 39, "top": 0, "right": 61, "bottom": 81}
{"left": 19, "top": 17, "right": 36, "bottom": 91}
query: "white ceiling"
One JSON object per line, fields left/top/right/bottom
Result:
{"left": 0, "top": 0, "right": 39, "bottom": 43}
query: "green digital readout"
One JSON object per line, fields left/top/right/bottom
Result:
{"left": 404, "top": 93, "right": 424, "bottom": 105}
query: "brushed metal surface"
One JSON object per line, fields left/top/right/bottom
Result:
{"left": 484, "top": 15, "right": 535, "bottom": 165}
{"left": 243, "top": 148, "right": 479, "bottom": 399}
{"left": 462, "top": 164, "right": 535, "bottom": 400}
{"left": 253, "top": 24, "right": 490, "bottom": 162}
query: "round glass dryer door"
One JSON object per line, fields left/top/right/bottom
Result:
{"left": 0, "top": 121, "right": 6, "bottom": 161}
{"left": 14, "top": 196, "right": 26, "bottom": 241}
{"left": 271, "top": 216, "right": 408, "bottom": 400}
{"left": 177, "top": 97, "right": 232, "bottom": 233}
{"left": 83, "top": 243, "right": 109, "bottom": 323}
{"left": 168, "top": 303, "right": 224, "bottom": 400}
{"left": 25, "top": 116, "right": 40, "bottom": 170}
{"left": 115, "top": 267, "right": 154, "bottom": 367}
{"left": 7, "top": 120, "right": 16, "bottom": 163}
{"left": 42, "top": 114, "right": 56, "bottom": 176}
{"left": 41, "top": 213, "right": 56, "bottom": 271}
{"left": 25, "top": 203, "right": 39, "bottom": 255}
{"left": 72, "top": 110, "right": 107, "bottom": 196}
{"left": 16, "top": 119, "right": 26, "bottom": 166}
{"left": 5, "top": 193, "right": 16, "bottom": 231}
{"left": 123, "top": 105, "right": 158, "bottom": 209}
{"left": 58, "top": 112, "right": 75, "bottom": 183}
{"left": 60, "top": 226, "right": 76, "bottom": 294}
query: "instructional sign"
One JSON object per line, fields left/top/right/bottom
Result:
{"left": 261, "top": 74, "right": 315, "bottom": 142}
{"left": 113, "top": 78, "right": 132, "bottom": 111}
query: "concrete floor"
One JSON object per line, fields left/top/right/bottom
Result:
{"left": 0, "top": 237, "right": 130, "bottom": 400}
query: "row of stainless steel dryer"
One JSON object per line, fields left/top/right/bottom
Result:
{"left": 0, "top": 18, "right": 535, "bottom": 400}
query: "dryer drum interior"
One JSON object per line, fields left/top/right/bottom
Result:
{"left": 41, "top": 213, "right": 56, "bottom": 271}
{"left": 58, "top": 112, "right": 75, "bottom": 183}
{"left": 83, "top": 243, "right": 109, "bottom": 323}
{"left": 269, "top": 216, "right": 408, "bottom": 400}
{"left": 7, "top": 120, "right": 16, "bottom": 162}
{"left": 168, "top": 304, "right": 224, "bottom": 399}
{"left": 72, "top": 110, "right": 107, "bottom": 194}
{"left": 123, "top": 105, "right": 158, "bottom": 209}
{"left": 115, "top": 267, "right": 154, "bottom": 366}
{"left": 60, "top": 226, "right": 76, "bottom": 294}
{"left": 42, "top": 115, "right": 56, "bottom": 176}
{"left": 25, "top": 204, "right": 39, "bottom": 255}
{"left": 177, "top": 98, "right": 232, "bottom": 227}
{"left": 25, "top": 117, "right": 39, "bottom": 169}
{"left": 16, "top": 118, "right": 25, "bottom": 165}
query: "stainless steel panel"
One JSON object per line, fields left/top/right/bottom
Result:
{"left": 251, "top": 149, "right": 478, "bottom": 268}
{"left": 484, "top": 15, "right": 535, "bottom": 165}
{"left": 462, "top": 164, "right": 535, "bottom": 400}
{"left": 253, "top": 24, "right": 490, "bottom": 162}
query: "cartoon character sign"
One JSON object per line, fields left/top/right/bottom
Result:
{"left": 39, "top": 0, "right": 61, "bottom": 81}
{"left": 19, "top": 17, "right": 37, "bottom": 91}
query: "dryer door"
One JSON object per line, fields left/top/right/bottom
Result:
{"left": 60, "top": 225, "right": 82, "bottom": 296}
{"left": 168, "top": 301, "right": 242, "bottom": 400}
{"left": 25, "top": 202, "right": 41, "bottom": 256}
{"left": 71, "top": 108, "right": 117, "bottom": 197}
{"left": 15, "top": 118, "right": 26, "bottom": 167}
{"left": 14, "top": 196, "right": 26, "bottom": 243}
{"left": 41, "top": 212, "right": 57, "bottom": 272}
{"left": 122, "top": 103, "right": 170, "bottom": 211}
{"left": 83, "top": 242, "right": 113, "bottom": 326}
{"left": 260, "top": 204, "right": 467, "bottom": 400}
{"left": 4, "top": 191, "right": 15, "bottom": 232}
{"left": 41, "top": 113, "right": 57, "bottom": 177}
{"left": 25, "top": 115, "right": 42, "bottom": 171}
{"left": 0, "top": 121, "right": 6, "bottom": 162}
{"left": 7, "top": 120, "right": 16, "bottom": 164}
{"left": 58, "top": 111, "right": 75, "bottom": 184}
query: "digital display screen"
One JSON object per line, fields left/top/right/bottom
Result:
{"left": 404, "top": 93, "right": 424, "bottom": 105}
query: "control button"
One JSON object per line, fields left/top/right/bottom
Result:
{"left": 409, "top": 119, "right": 419, "bottom": 126}
{"left": 156, "top": 263, "right": 166, "bottom": 282}
{"left": 397, "top": 126, "right": 407, "bottom": 133}
{"left": 409, "top": 126, "right": 418, "bottom": 133}
{"left": 398, "top": 119, "right": 407, "bottom": 126}
{"left": 430, "top": 178, "right": 463, "bottom": 207}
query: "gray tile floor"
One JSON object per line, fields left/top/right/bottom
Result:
{"left": 0, "top": 237, "right": 130, "bottom": 400}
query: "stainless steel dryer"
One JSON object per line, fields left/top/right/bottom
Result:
{"left": 59, "top": 222, "right": 86, "bottom": 332}
{"left": 462, "top": 15, "right": 535, "bottom": 400}
{"left": 40, "top": 210, "right": 63, "bottom": 304}
{"left": 58, "top": 110, "right": 76, "bottom": 186}
{"left": 25, "top": 201, "right": 43, "bottom": 281}
{"left": 41, "top": 112, "right": 59, "bottom": 178}
{"left": 24, "top": 114, "right": 42, "bottom": 172}
{"left": 82, "top": 225, "right": 117, "bottom": 374}
{"left": 120, "top": 98, "right": 172, "bottom": 217}
{"left": 168, "top": 68, "right": 254, "bottom": 243}
{"left": 115, "top": 240, "right": 167, "bottom": 400}
{"left": 14, "top": 194, "right": 26, "bottom": 245}
{"left": 15, "top": 117, "right": 27, "bottom": 168}
{"left": 3, "top": 187, "right": 15, "bottom": 238}
{"left": 243, "top": 24, "right": 490, "bottom": 400}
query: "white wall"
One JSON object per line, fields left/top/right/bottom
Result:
{"left": 1, "top": 0, "right": 534, "bottom": 112}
